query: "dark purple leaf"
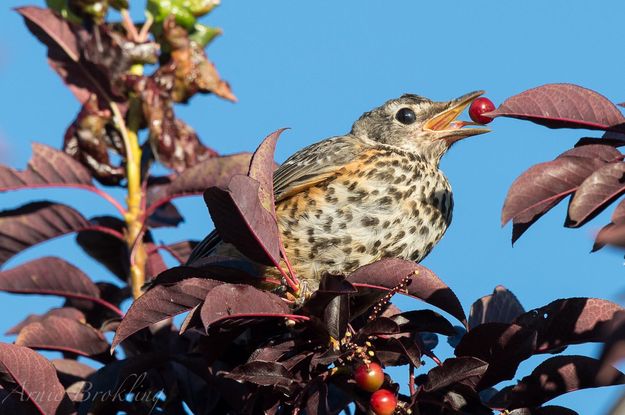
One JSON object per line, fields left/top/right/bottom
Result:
{"left": 502, "top": 151, "right": 619, "bottom": 242}
{"left": 324, "top": 294, "right": 349, "bottom": 340}
{"left": 223, "top": 361, "right": 295, "bottom": 391}
{"left": 347, "top": 258, "right": 467, "bottom": 327}
{"left": 514, "top": 298, "right": 623, "bottom": 353}
{"left": 469, "top": 285, "right": 525, "bottom": 329}
{"left": 455, "top": 323, "right": 537, "bottom": 389}
{"left": 147, "top": 201, "right": 184, "bottom": 228}
{"left": 77, "top": 353, "right": 165, "bottom": 415}
{"left": 0, "top": 143, "right": 94, "bottom": 191}
{"left": 0, "top": 257, "right": 121, "bottom": 315}
{"left": 15, "top": 316, "right": 110, "bottom": 358}
{"left": 111, "top": 278, "right": 222, "bottom": 350}
{"left": 52, "top": 359, "right": 96, "bottom": 387}
{"left": 6, "top": 307, "right": 85, "bottom": 335}
{"left": 16, "top": 7, "right": 117, "bottom": 105}
{"left": 76, "top": 216, "right": 129, "bottom": 280}
{"left": 144, "top": 241, "right": 168, "bottom": 279}
{"left": 508, "top": 407, "right": 578, "bottom": 415}
{"left": 163, "top": 240, "right": 199, "bottom": 263}
{"left": 0, "top": 201, "right": 123, "bottom": 266}
{"left": 373, "top": 336, "right": 422, "bottom": 367}
{"left": 146, "top": 153, "right": 252, "bottom": 211}
{"left": 389, "top": 310, "right": 456, "bottom": 335}
{"left": 248, "top": 128, "right": 286, "bottom": 212}
{"left": 356, "top": 317, "right": 400, "bottom": 340}
{"left": 424, "top": 357, "right": 488, "bottom": 392}
{"left": 200, "top": 284, "right": 290, "bottom": 329}
{"left": 204, "top": 175, "right": 281, "bottom": 266}
{"left": 567, "top": 162, "right": 625, "bottom": 227}
{"left": 484, "top": 84, "right": 625, "bottom": 131}
{"left": 0, "top": 342, "right": 72, "bottom": 415}
{"left": 488, "top": 356, "right": 625, "bottom": 409}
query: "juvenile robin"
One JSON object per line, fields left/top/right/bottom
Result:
{"left": 188, "top": 91, "right": 490, "bottom": 291}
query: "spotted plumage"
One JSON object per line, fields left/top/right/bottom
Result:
{"left": 188, "top": 91, "right": 490, "bottom": 291}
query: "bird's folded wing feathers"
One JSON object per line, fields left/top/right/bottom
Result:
{"left": 186, "top": 134, "right": 364, "bottom": 265}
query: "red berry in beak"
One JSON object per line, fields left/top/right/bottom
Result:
{"left": 469, "top": 97, "right": 495, "bottom": 124}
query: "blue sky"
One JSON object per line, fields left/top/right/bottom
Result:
{"left": 1, "top": 1, "right": 625, "bottom": 413}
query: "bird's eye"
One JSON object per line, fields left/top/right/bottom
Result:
{"left": 395, "top": 108, "right": 416, "bottom": 125}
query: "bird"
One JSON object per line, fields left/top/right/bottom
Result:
{"left": 187, "top": 91, "right": 490, "bottom": 293}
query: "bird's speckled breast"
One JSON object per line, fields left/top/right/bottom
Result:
{"left": 276, "top": 146, "right": 453, "bottom": 283}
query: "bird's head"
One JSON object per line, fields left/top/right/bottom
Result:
{"left": 350, "top": 91, "right": 490, "bottom": 163}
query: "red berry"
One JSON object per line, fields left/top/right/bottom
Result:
{"left": 354, "top": 362, "right": 384, "bottom": 392}
{"left": 370, "top": 389, "right": 397, "bottom": 415}
{"left": 468, "top": 97, "right": 495, "bottom": 124}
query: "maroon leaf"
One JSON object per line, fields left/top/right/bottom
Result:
{"left": 200, "top": 284, "right": 290, "bottom": 329}
{"left": 146, "top": 201, "right": 184, "bottom": 228}
{"left": 111, "top": 278, "right": 222, "bottom": 350}
{"left": 0, "top": 143, "right": 93, "bottom": 191}
{"left": 6, "top": 307, "right": 85, "bottom": 335}
{"left": 388, "top": 310, "right": 456, "bottom": 336}
{"left": 469, "top": 285, "right": 525, "bottom": 329}
{"left": 15, "top": 316, "right": 110, "bottom": 358}
{"left": 146, "top": 153, "right": 253, "bottom": 212}
{"left": 76, "top": 216, "right": 129, "bottom": 280}
{"left": 423, "top": 357, "right": 488, "bottom": 392}
{"left": 223, "top": 361, "right": 295, "bottom": 391}
{"left": 567, "top": 162, "right": 625, "bottom": 227}
{"left": 144, "top": 241, "right": 168, "bottom": 279}
{"left": 488, "top": 356, "right": 625, "bottom": 409}
{"left": 0, "top": 342, "right": 72, "bottom": 415}
{"left": 0, "top": 257, "right": 121, "bottom": 315}
{"left": 347, "top": 258, "right": 467, "bottom": 327}
{"left": 508, "top": 407, "right": 578, "bottom": 415}
{"left": 248, "top": 128, "right": 287, "bottom": 212}
{"left": 16, "top": 7, "right": 116, "bottom": 106}
{"left": 52, "top": 359, "right": 96, "bottom": 386}
{"left": 162, "top": 240, "right": 199, "bottom": 263}
{"left": 455, "top": 323, "right": 537, "bottom": 389}
{"left": 598, "top": 311, "right": 625, "bottom": 383}
{"left": 484, "top": 84, "right": 625, "bottom": 131}
{"left": 204, "top": 175, "right": 281, "bottom": 266}
{"left": 502, "top": 147, "right": 620, "bottom": 242}
{"left": 0, "top": 201, "right": 123, "bottom": 266}
{"left": 514, "top": 298, "right": 623, "bottom": 353}
{"left": 373, "top": 336, "right": 422, "bottom": 367}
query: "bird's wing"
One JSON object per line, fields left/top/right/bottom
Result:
{"left": 187, "top": 134, "right": 364, "bottom": 264}
{"left": 273, "top": 134, "right": 365, "bottom": 202}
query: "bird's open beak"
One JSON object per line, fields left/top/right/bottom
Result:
{"left": 422, "top": 90, "right": 491, "bottom": 145}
